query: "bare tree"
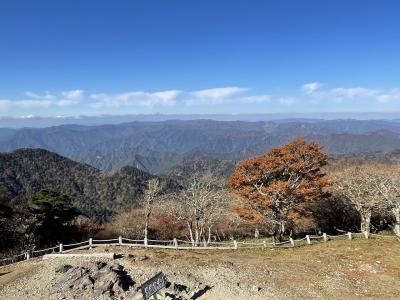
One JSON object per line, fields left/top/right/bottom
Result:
{"left": 333, "top": 164, "right": 385, "bottom": 233}
{"left": 371, "top": 165, "right": 400, "bottom": 236}
{"left": 141, "top": 178, "right": 162, "bottom": 244}
{"left": 162, "top": 174, "right": 230, "bottom": 246}
{"left": 105, "top": 208, "right": 146, "bottom": 239}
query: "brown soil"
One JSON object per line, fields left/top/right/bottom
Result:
{"left": 1, "top": 238, "right": 399, "bottom": 299}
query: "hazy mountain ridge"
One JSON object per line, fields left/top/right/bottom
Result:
{"left": 1, "top": 113, "right": 400, "bottom": 128}
{"left": 1, "top": 119, "right": 400, "bottom": 173}
{"left": 0, "top": 128, "right": 17, "bottom": 141}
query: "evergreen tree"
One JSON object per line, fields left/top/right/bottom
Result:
{"left": 29, "top": 189, "right": 78, "bottom": 245}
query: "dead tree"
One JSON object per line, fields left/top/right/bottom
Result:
{"left": 141, "top": 178, "right": 162, "bottom": 243}
{"left": 162, "top": 174, "right": 229, "bottom": 246}
{"left": 372, "top": 165, "right": 400, "bottom": 236}
{"left": 333, "top": 165, "right": 384, "bottom": 233}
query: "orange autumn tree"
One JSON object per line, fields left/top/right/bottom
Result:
{"left": 229, "top": 139, "right": 331, "bottom": 241}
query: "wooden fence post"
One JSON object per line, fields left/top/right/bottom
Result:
{"left": 26, "top": 252, "right": 30, "bottom": 260}
{"left": 118, "top": 236, "right": 123, "bottom": 245}
{"left": 363, "top": 231, "right": 369, "bottom": 239}
{"left": 59, "top": 243, "right": 63, "bottom": 253}
{"left": 233, "top": 240, "right": 238, "bottom": 250}
{"left": 306, "top": 235, "right": 311, "bottom": 245}
{"left": 289, "top": 237, "right": 295, "bottom": 247}
{"left": 323, "top": 233, "right": 328, "bottom": 242}
{"left": 347, "top": 232, "right": 352, "bottom": 240}
{"left": 263, "top": 241, "right": 267, "bottom": 248}
{"left": 89, "top": 238, "right": 93, "bottom": 248}
{"left": 144, "top": 237, "right": 148, "bottom": 247}
{"left": 173, "top": 238, "right": 178, "bottom": 250}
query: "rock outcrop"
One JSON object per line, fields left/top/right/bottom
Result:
{"left": 51, "top": 261, "right": 134, "bottom": 298}
{"left": 51, "top": 261, "right": 211, "bottom": 299}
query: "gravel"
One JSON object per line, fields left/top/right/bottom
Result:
{"left": 1, "top": 239, "right": 400, "bottom": 299}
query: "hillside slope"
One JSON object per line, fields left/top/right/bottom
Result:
{"left": 0, "top": 149, "right": 163, "bottom": 221}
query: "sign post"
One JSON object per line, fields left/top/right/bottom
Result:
{"left": 141, "top": 272, "right": 166, "bottom": 300}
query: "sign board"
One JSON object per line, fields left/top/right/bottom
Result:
{"left": 141, "top": 272, "right": 166, "bottom": 300}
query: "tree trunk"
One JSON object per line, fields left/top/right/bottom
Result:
{"left": 360, "top": 209, "right": 372, "bottom": 233}
{"left": 144, "top": 212, "right": 150, "bottom": 242}
{"left": 207, "top": 226, "right": 211, "bottom": 245}
{"left": 186, "top": 221, "right": 195, "bottom": 246}
{"left": 194, "top": 229, "right": 199, "bottom": 246}
{"left": 199, "top": 224, "right": 205, "bottom": 245}
{"left": 392, "top": 206, "right": 400, "bottom": 237}
{"left": 273, "top": 208, "right": 285, "bottom": 241}
{"left": 274, "top": 220, "right": 285, "bottom": 242}
{"left": 254, "top": 227, "right": 260, "bottom": 239}
{"left": 194, "top": 219, "right": 200, "bottom": 247}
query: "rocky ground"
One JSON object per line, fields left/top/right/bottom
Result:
{"left": 1, "top": 238, "right": 400, "bottom": 299}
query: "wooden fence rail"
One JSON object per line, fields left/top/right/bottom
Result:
{"left": 1, "top": 232, "right": 399, "bottom": 268}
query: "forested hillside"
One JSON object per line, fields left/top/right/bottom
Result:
{"left": 0, "top": 149, "right": 172, "bottom": 221}
{"left": 1, "top": 119, "right": 400, "bottom": 173}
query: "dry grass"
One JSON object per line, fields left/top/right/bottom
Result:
{"left": 1, "top": 237, "right": 399, "bottom": 299}
{"left": 85, "top": 237, "right": 400, "bottom": 298}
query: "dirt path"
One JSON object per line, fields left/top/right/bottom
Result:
{"left": 0, "top": 260, "right": 40, "bottom": 289}
{"left": 0, "top": 238, "right": 399, "bottom": 299}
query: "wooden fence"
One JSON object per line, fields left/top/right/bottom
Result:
{"left": 1, "top": 232, "right": 399, "bottom": 267}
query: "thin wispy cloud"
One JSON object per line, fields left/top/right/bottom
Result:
{"left": 24, "top": 91, "right": 56, "bottom": 100}
{"left": 278, "top": 97, "right": 296, "bottom": 106}
{"left": 89, "top": 87, "right": 257, "bottom": 108}
{"left": 1, "top": 84, "right": 400, "bottom": 116}
{"left": 0, "top": 90, "right": 84, "bottom": 111}
{"left": 376, "top": 89, "right": 400, "bottom": 103}
{"left": 57, "top": 90, "right": 84, "bottom": 107}
{"left": 301, "top": 82, "right": 400, "bottom": 104}
{"left": 301, "top": 82, "right": 323, "bottom": 94}
{"left": 0, "top": 99, "right": 53, "bottom": 110}
{"left": 239, "top": 95, "right": 271, "bottom": 103}
{"left": 330, "top": 87, "right": 379, "bottom": 98}
{"left": 191, "top": 87, "right": 248, "bottom": 103}
{"left": 90, "top": 90, "right": 181, "bottom": 108}
{"left": 187, "top": 87, "right": 272, "bottom": 105}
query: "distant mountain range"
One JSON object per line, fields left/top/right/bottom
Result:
{"left": 1, "top": 119, "right": 400, "bottom": 173}
{"left": 1, "top": 113, "right": 400, "bottom": 128}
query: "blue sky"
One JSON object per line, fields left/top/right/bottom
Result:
{"left": 0, "top": 0, "right": 400, "bottom": 117}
